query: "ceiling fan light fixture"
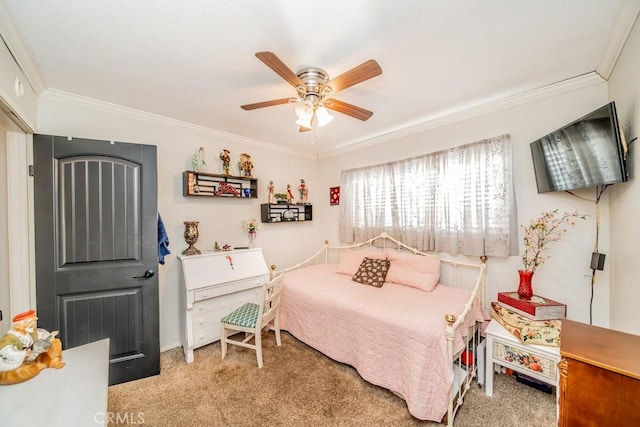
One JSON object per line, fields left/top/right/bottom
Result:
{"left": 315, "top": 106, "right": 334, "bottom": 127}
{"left": 295, "top": 117, "right": 313, "bottom": 128}
{"left": 294, "top": 99, "right": 314, "bottom": 120}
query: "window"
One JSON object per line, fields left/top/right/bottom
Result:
{"left": 338, "top": 134, "right": 517, "bottom": 257}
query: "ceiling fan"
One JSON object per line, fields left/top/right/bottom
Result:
{"left": 241, "top": 52, "right": 382, "bottom": 132}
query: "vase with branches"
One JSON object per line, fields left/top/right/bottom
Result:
{"left": 518, "top": 209, "right": 587, "bottom": 299}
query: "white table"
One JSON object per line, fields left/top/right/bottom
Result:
{"left": 485, "top": 319, "right": 560, "bottom": 397}
{"left": 0, "top": 338, "right": 110, "bottom": 426}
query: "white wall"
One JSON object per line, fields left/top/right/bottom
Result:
{"left": 26, "top": 25, "right": 640, "bottom": 347}
{"left": 37, "top": 97, "right": 322, "bottom": 350}
{"left": 0, "top": 112, "right": 10, "bottom": 334}
{"left": 318, "top": 82, "right": 612, "bottom": 327}
{"left": 608, "top": 15, "right": 640, "bottom": 335}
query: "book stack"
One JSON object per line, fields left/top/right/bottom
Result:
{"left": 497, "top": 292, "right": 566, "bottom": 321}
{"left": 491, "top": 292, "right": 565, "bottom": 347}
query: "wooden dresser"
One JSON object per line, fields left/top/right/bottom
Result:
{"left": 559, "top": 319, "right": 640, "bottom": 426}
{"left": 177, "top": 249, "right": 269, "bottom": 363}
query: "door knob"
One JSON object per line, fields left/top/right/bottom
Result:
{"left": 133, "top": 269, "right": 155, "bottom": 279}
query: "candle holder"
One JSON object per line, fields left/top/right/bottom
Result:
{"left": 182, "top": 221, "right": 201, "bottom": 255}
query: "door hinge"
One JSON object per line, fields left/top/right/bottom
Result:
{"left": 28, "top": 164, "right": 34, "bottom": 177}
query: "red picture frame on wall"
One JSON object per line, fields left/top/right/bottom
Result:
{"left": 330, "top": 186, "right": 340, "bottom": 206}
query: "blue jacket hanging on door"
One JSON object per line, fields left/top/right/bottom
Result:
{"left": 158, "top": 213, "right": 170, "bottom": 264}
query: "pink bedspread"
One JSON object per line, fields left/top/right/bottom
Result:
{"left": 278, "top": 263, "right": 487, "bottom": 422}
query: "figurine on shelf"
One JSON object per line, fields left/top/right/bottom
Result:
{"left": 286, "top": 184, "right": 295, "bottom": 204}
{"left": 267, "top": 181, "right": 275, "bottom": 203}
{"left": 239, "top": 153, "right": 254, "bottom": 177}
{"left": 298, "top": 179, "right": 309, "bottom": 204}
{"left": 219, "top": 149, "right": 231, "bottom": 175}
{"left": 237, "top": 153, "right": 247, "bottom": 177}
{"left": 222, "top": 243, "right": 231, "bottom": 251}
{"left": 242, "top": 153, "right": 253, "bottom": 178}
{"left": 214, "top": 241, "right": 221, "bottom": 252}
{"left": 0, "top": 309, "right": 65, "bottom": 385}
{"left": 192, "top": 147, "right": 207, "bottom": 172}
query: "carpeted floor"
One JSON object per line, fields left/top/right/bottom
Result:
{"left": 108, "top": 332, "right": 556, "bottom": 426}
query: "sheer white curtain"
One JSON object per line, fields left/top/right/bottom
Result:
{"left": 338, "top": 134, "right": 518, "bottom": 257}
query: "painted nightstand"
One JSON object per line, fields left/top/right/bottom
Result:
{"left": 485, "top": 318, "right": 561, "bottom": 397}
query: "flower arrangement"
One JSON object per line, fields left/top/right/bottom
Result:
{"left": 521, "top": 209, "right": 587, "bottom": 273}
{"left": 242, "top": 218, "right": 259, "bottom": 234}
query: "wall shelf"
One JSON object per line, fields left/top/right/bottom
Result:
{"left": 182, "top": 171, "right": 257, "bottom": 198}
{"left": 261, "top": 203, "right": 312, "bottom": 223}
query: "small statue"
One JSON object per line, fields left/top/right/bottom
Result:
{"left": 237, "top": 153, "right": 247, "bottom": 176}
{"left": 214, "top": 241, "right": 221, "bottom": 252}
{"left": 286, "top": 184, "right": 295, "bottom": 204}
{"left": 0, "top": 309, "right": 65, "bottom": 385}
{"left": 267, "top": 181, "right": 275, "bottom": 203}
{"left": 298, "top": 179, "right": 309, "bottom": 204}
{"left": 192, "top": 147, "right": 207, "bottom": 172}
{"left": 219, "top": 149, "right": 231, "bottom": 175}
{"left": 239, "top": 153, "right": 254, "bottom": 177}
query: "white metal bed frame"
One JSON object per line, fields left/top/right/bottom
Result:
{"left": 272, "top": 232, "right": 487, "bottom": 426}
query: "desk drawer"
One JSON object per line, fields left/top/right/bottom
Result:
{"left": 493, "top": 339, "right": 557, "bottom": 381}
{"left": 191, "top": 287, "right": 262, "bottom": 343}
{"left": 193, "top": 276, "right": 264, "bottom": 302}
{"left": 193, "top": 288, "right": 261, "bottom": 326}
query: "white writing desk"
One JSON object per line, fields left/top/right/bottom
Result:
{"left": 0, "top": 338, "right": 110, "bottom": 426}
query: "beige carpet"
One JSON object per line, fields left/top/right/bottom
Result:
{"left": 108, "top": 332, "right": 556, "bottom": 426}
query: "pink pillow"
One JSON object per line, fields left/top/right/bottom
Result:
{"left": 385, "top": 251, "right": 441, "bottom": 292}
{"left": 336, "top": 249, "right": 387, "bottom": 275}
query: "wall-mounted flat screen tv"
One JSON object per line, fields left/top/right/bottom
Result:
{"left": 530, "top": 101, "right": 628, "bottom": 193}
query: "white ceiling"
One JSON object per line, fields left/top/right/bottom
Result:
{"left": 2, "top": 1, "right": 637, "bottom": 157}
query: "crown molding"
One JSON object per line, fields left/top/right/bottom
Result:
{"left": 0, "top": 2, "right": 46, "bottom": 95}
{"left": 319, "top": 72, "right": 606, "bottom": 159}
{"left": 40, "top": 89, "right": 318, "bottom": 160}
{"left": 41, "top": 71, "right": 605, "bottom": 162}
{"left": 596, "top": 0, "right": 640, "bottom": 80}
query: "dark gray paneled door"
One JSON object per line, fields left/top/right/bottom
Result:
{"left": 33, "top": 134, "right": 159, "bottom": 385}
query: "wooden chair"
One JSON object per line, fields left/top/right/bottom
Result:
{"left": 220, "top": 274, "right": 284, "bottom": 368}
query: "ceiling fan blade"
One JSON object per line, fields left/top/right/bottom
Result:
{"left": 328, "top": 60, "right": 382, "bottom": 93}
{"left": 255, "top": 52, "right": 303, "bottom": 87}
{"left": 241, "top": 98, "right": 291, "bottom": 110}
{"left": 324, "top": 98, "right": 373, "bottom": 121}
{"left": 299, "top": 126, "right": 311, "bottom": 132}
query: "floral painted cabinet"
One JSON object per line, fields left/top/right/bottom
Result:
{"left": 485, "top": 319, "right": 561, "bottom": 414}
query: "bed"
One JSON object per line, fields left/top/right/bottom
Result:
{"left": 273, "top": 232, "right": 488, "bottom": 425}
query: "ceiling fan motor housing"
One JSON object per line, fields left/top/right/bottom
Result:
{"left": 296, "top": 67, "right": 331, "bottom": 102}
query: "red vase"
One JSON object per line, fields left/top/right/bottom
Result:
{"left": 517, "top": 270, "right": 534, "bottom": 300}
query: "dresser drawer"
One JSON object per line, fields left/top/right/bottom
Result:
{"left": 492, "top": 338, "right": 558, "bottom": 381}
{"left": 192, "top": 288, "right": 260, "bottom": 326}
{"left": 192, "top": 297, "right": 221, "bottom": 316}
{"left": 193, "top": 324, "right": 221, "bottom": 346}
{"left": 193, "top": 276, "right": 264, "bottom": 302}
{"left": 192, "top": 309, "right": 227, "bottom": 333}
